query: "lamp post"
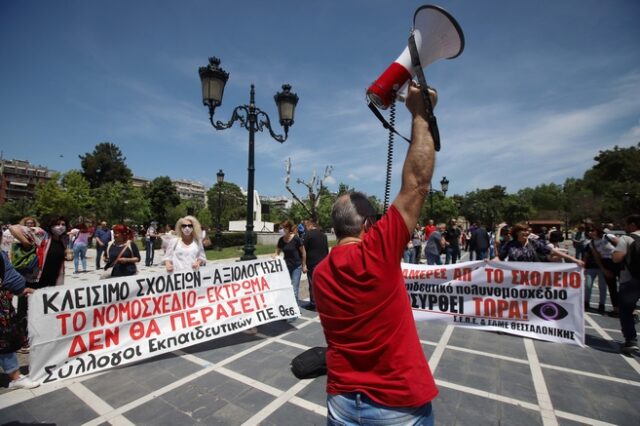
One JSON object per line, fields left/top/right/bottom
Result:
{"left": 199, "top": 57, "right": 298, "bottom": 260}
{"left": 429, "top": 176, "right": 450, "bottom": 219}
{"left": 440, "top": 176, "right": 449, "bottom": 197}
{"left": 215, "top": 169, "right": 224, "bottom": 251}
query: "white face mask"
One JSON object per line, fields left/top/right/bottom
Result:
{"left": 52, "top": 225, "right": 66, "bottom": 236}
{"left": 182, "top": 225, "right": 193, "bottom": 236}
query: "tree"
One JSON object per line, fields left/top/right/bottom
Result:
{"left": 32, "top": 172, "right": 67, "bottom": 217}
{"left": 284, "top": 158, "right": 333, "bottom": 222}
{"left": 582, "top": 143, "right": 640, "bottom": 220}
{"left": 94, "top": 182, "right": 150, "bottom": 224}
{"left": 79, "top": 142, "right": 133, "bottom": 188}
{"left": 145, "top": 176, "right": 180, "bottom": 225}
{"left": 206, "top": 181, "right": 246, "bottom": 231}
{"left": 460, "top": 186, "right": 510, "bottom": 228}
{"left": 0, "top": 199, "right": 35, "bottom": 224}
{"left": 61, "top": 170, "right": 95, "bottom": 223}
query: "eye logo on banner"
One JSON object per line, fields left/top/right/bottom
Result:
{"left": 531, "top": 302, "right": 569, "bottom": 321}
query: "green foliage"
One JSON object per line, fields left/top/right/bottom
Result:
{"left": 0, "top": 199, "right": 35, "bottom": 224}
{"left": 197, "top": 207, "right": 213, "bottom": 229}
{"left": 32, "top": 171, "right": 95, "bottom": 221}
{"left": 145, "top": 176, "right": 180, "bottom": 225}
{"left": 459, "top": 186, "right": 510, "bottom": 228}
{"left": 61, "top": 170, "right": 95, "bottom": 222}
{"left": 79, "top": 142, "right": 133, "bottom": 188}
{"left": 421, "top": 192, "right": 459, "bottom": 224}
{"left": 206, "top": 182, "right": 246, "bottom": 231}
{"left": 93, "top": 182, "right": 150, "bottom": 225}
{"left": 582, "top": 143, "right": 640, "bottom": 221}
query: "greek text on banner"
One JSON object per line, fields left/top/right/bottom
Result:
{"left": 28, "top": 258, "right": 299, "bottom": 384}
{"left": 403, "top": 260, "right": 585, "bottom": 346}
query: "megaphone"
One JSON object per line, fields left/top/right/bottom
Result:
{"left": 367, "top": 5, "right": 464, "bottom": 109}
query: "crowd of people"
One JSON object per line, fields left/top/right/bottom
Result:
{"left": 0, "top": 190, "right": 637, "bottom": 426}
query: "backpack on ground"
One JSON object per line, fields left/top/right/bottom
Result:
{"left": 626, "top": 234, "right": 640, "bottom": 280}
{"left": 290, "top": 346, "right": 327, "bottom": 379}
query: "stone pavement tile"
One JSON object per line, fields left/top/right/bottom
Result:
{"left": 558, "top": 418, "right": 595, "bottom": 426}
{"left": 153, "top": 370, "right": 275, "bottom": 424}
{"left": 533, "top": 339, "right": 638, "bottom": 381}
{"left": 182, "top": 331, "right": 261, "bottom": 364}
{"left": 416, "top": 321, "right": 447, "bottom": 343}
{"left": 225, "top": 341, "right": 303, "bottom": 391}
{"left": 83, "top": 352, "right": 200, "bottom": 408}
{"left": 261, "top": 401, "right": 326, "bottom": 425}
{"left": 543, "top": 368, "right": 638, "bottom": 426}
{"left": 294, "top": 375, "right": 327, "bottom": 407}
{"left": 436, "top": 349, "right": 537, "bottom": 404}
{"left": 0, "top": 387, "right": 98, "bottom": 425}
{"left": 435, "top": 386, "right": 542, "bottom": 426}
{"left": 257, "top": 319, "right": 298, "bottom": 338}
{"left": 123, "top": 396, "right": 201, "bottom": 426}
{"left": 282, "top": 321, "right": 327, "bottom": 348}
{"left": 447, "top": 327, "right": 527, "bottom": 359}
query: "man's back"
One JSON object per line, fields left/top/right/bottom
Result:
{"left": 304, "top": 228, "right": 329, "bottom": 267}
{"left": 313, "top": 206, "right": 438, "bottom": 407}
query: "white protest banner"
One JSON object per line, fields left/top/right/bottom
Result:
{"left": 28, "top": 258, "right": 299, "bottom": 384}
{"left": 403, "top": 260, "right": 585, "bottom": 346}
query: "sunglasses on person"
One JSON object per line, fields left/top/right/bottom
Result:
{"left": 181, "top": 224, "right": 193, "bottom": 229}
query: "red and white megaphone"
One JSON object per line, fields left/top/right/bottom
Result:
{"left": 367, "top": 5, "right": 465, "bottom": 109}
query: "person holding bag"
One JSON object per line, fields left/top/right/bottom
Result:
{"left": 0, "top": 231, "right": 38, "bottom": 389}
{"left": 103, "top": 224, "right": 140, "bottom": 278}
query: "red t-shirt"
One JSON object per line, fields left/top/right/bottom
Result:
{"left": 313, "top": 205, "right": 438, "bottom": 407}
{"left": 424, "top": 224, "right": 436, "bottom": 240}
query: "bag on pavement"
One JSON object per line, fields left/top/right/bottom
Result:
{"left": 291, "top": 346, "right": 327, "bottom": 379}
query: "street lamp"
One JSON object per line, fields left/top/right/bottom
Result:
{"left": 440, "top": 176, "right": 449, "bottom": 197}
{"left": 199, "top": 57, "right": 298, "bottom": 260}
{"left": 429, "top": 176, "right": 451, "bottom": 218}
{"left": 215, "top": 169, "right": 224, "bottom": 251}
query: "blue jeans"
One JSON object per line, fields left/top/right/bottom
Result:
{"left": 327, "top": 393, "right": 434, "bottom": 426}
{"left": 73, "top": 243, "right": 88, "bottom": 272}
{"left": 445, "top": 246, "right": 460, "bottom": 264}
{"left": 426, "top": 253, "right": 441, "bottom": 265}
{"left": 96, "top": 243, "right": 107, "bottom": 269}
{"left": 475, "top": 249, "right": 487, "bottom": 261}
{"left": 404, "top": 249, "right": 415, "bottom": 264}
{"left": 289, "top": 265, "right": 302, "bottom": 303}
{"left": 0, "top": 352, "right": 20, "bottom": 375}
{"left": 145, "top": 237, "right": 156, "bottom": 266}
{"left": 584, "top": 268, "right": 607, "bottom": 306}
{"left": 619, "top": 279, "right": 640, "bottom": 343}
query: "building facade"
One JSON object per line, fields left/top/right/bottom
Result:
{"left": 0, "top": 159, "right": 53, "bottom": 206}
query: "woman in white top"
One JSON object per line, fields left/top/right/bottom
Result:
{"left": 163, "top": 216, "right": 206, "bottom": 273}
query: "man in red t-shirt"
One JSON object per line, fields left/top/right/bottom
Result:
{"left": 424, "top": 219, "right": 436, "bottom": 240}
{"left": 313, "top": 82, "right": 439, "bottom": 425}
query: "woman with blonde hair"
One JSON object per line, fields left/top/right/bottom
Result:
{"left": 163, "top": 216, "right": 206, "bottom": 273}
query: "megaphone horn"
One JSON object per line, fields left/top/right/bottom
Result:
{"left": 367, "top": 5, "right": 465, "bottom": 109}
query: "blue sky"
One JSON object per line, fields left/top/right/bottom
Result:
{"left": 1, "top": 0, "right": 639, "bottom": 200}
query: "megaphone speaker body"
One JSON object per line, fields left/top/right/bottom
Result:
{"left": 367, "top": 5, "right": 464, "bottom": 109}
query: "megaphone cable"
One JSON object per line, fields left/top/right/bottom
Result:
{"left": 382, "top": 102, "right": 396, "bottom": 214}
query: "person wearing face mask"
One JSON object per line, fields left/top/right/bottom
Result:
{"left": 163, "top": 216, "right": 206, "bottom": 273}
{"left": 11, "top": 215, "right": 67, "bottom": 288}
{"left": 10, "top": 215, "right": 67, "bottom": 353}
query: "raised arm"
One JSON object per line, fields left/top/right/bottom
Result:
{"left": 392, "top": 82, "right": 437, "bottom": 233}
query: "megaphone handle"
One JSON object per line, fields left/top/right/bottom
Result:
{"left": 408, "top": 33, "right": 441, "bottom": 152}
